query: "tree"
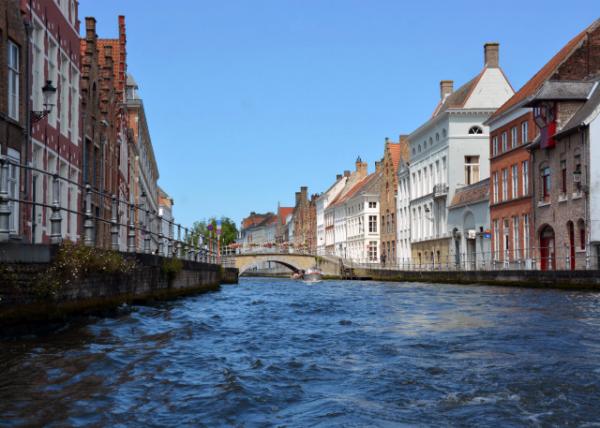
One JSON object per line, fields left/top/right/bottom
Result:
{"left": 188, "top": 216, "right": 238, "bottom": 247}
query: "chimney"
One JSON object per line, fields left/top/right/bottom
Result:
{"left": 484, "top": 42, "right": 499, "bottom": 68}
{"left": 344, "top": 170, "right": 351, "bottom": 177}
{"left": 85, "top": 17, "right": 96, "bottom": 40}
{"left": 355, "top": 157, "right": 368, "bottom": 178}
{"left": 375, "top": 161, "right": 381, "bottom": 172}
{"left": 300, "top": 186, "right": 308, "bottom": 200}
{"left": 295, "top": 192, "right": 301, "bottom": 206}
{"left": 336, "top": 174, "right": 342, "bottom": 180}
{"left": 399, "top": 134, "right": 409, "bottom": 145}
{"left": 440, "top": 80, "right": 453, "bottom": 100}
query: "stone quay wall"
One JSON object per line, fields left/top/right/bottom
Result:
{"left": 0, "top": 243, "right": 239, "bottom": 326}
{"left": 348, "top": 266, "right": 600, "bottom": 289}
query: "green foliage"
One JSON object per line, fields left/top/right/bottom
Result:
{"left": 35, "top": 241, "right": 137, "bottom": 299}
{"left": 161, "top": 257, "right": 183, "bottom": 281}
{"left": 189, "top": 216, "right": 238, "bottom": 247}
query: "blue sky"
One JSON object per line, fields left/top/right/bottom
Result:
{"left": 80, "top": 1, "right": 598, "bottom": 227}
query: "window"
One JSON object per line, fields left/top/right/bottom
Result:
{"left": 436, "top": 133, "right": 440, "bottom": 141}
{"left": 501, "top": 132, "right": 508, "bottom": 152}
{"left": 541, "top": 166, "right": 551, "bottom": 202}
{"left": 468, "top": 126, "right": 483, "bottom": 135}
{"left": 492, "top": 136, "right": 498, "bottom": 156}
{"left": 522, "top": 161, "right": 529, "bottom": 195}
{"left": 368, "top": 201, "right": 376, "bottom": 208}
{"left": 511, "top": 127, "right": 518, "bottom": 148}
{"left": 523, "top": 214, "right": 530, "bottom": 259}
{"left": 464, "top": 156, "right": 480, "bottom": 185}
{"left": 521, "top": 121, "right": 529, "bottom": 144}
{"left": 32, "top": 23, "right": 44, "bottom": 112}
{"left": 368, "top": 241, "right": 378, "bottom": 262}
{"left": 418, "top": 144, "right": 421, "bottom": 153}
{"left": 368, "top": 215, "right": 377, "bottom": 233}
{"left": 493, "top": 219, "right": 500, "bottom": 260}
{"left": 574, "top": 154, "right": 582, "bottom": 192}
{"left": 493, "top": 172, "right": 499, "bottom": 203}
{"left": 578, "top": 219, "right": 586, "bottom": 250}
{"left": 429, "top": 137, "right": 433, "bottom": 146}
{"left": 560, "top": 160, "right": 567, "bottom": 194}
{"left": 59, "top": 54, "right": 69, "bottom": 135}
{"left": 513, "top": 216, "right": 520, "bottom": 259}
{"left": 8, "top": 41, "right": 20, "bottom": 120}
{"left": 7, "top": 149, "right": 20, "bottom": 233}
{"left": 412, "top": 148, "right": 416, "bottom": 155}
{"left": 511, "top": 164, "right": 518, "bottom": 199}
{"left": 442, "top": 129, "right": 447, "bottom": 138}
{"left": 48, "top": 39, "right": 58, "bottom": 126}
{"left": 503, "top": 219, "right": 510, "bottom": 259}
{"left": 502, "top": 168, "right": 508, "bottom": 201}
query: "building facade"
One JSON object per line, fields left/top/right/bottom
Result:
{"left": 529, "top": 80, "right": 600, "bottom": 270}
{"left": 0, "top": 0, "right": 27, "bottom": 240}
{"left": 488, "top": 19, "right": 600, "bottom": 270}
{"left": 396, "top": 156, "right": 411, "bottom": 265}
{"left": 21, "top": 0, "right": 82, "bottom": 244}
{"left": 126, "top": 73, "right": 159, "bottom": 251}
{"left": 315, "top": 173, "right": 347, "bottom": 255}
{"left": 447, "top": 178, "right": 491, "bottom": 270}
{"left": 378, "top": 136, "right": 408, "bottom": 265}
{"left": 291, "top": 186, "right": 317, "bottom": 253}
{"left": 408, "top": 43, "right": 513, "bottom": 267}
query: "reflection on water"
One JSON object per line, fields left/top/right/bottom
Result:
{"left": 2, "top": 278, "right": 600, "bottom": 426}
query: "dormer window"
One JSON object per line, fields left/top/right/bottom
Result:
{"left": 468, "top": 126, "right": 483, "bottom": 135}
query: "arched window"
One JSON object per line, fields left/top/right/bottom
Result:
{"left": 418, "top": 144, "right": 421, "bottom": 153}
{"left": 436, "top": 133, "right": 440, "bottom": 141}
{"left": 429, "top": 137, "right": 433, "bottom": 146}
{"left": 442, "top": 129, "right": 447, "bottom": 138}
{"left": 412, "top": 147, "right": 416, "bottom": 155}
{"left": 468, "top": 126, "right": 483, "bottom": 135}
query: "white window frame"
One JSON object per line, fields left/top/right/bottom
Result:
{"left": 511, "top": 164, "right": 518, "bottom": 199}
{"left": 522, "top": 160, "right": 529, "bottom": 196}
{"left": 502, "top": 168, "right": 508, "bottom": 201}
{"left": 8, "top": 40, "right": 20, "bottom": 121}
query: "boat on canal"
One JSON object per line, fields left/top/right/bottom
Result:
{"left": 302, "top": 267, "right": 323, "bottom": 283}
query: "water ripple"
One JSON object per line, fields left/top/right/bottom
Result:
{"left": 1, "top": 277, "right": 600, "bottom": 426}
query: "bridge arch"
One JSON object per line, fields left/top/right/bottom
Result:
{"left": 227, "top": 253, "right": 341, "bottom": 277}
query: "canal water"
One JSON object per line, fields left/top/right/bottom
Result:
{"left": 2, "top": 278, "right": 600, "bottom": 426}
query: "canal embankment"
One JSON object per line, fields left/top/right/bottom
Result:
{"left": 347, "top": 266, "right": 600, "bottom": 289}
{"left": 0, "top": 242, "right": 238, "bottom": 326}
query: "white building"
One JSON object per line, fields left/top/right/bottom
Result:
{"left": 408, "top": 43, "right": 514, "bottom": 266}
{"left": 396, "top": 157, "right": 411, "bottom": 265}
{"left": 324, "top": 159, "right": 368, "bottom": 256}
{"left": 345, "top": 172, "right": 382, "bottom": 263}
{"left": 315, "top": 173, "right": 347, "bottom": 255}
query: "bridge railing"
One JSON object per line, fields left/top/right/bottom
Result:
{"left": 0, "top": 156, "right": 220, "bottom": 264}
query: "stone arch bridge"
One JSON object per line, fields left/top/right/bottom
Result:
{"left": 224, "top": 253, "right": 341, "bottom": 277}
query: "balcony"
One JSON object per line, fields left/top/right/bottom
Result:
{"left": 433, "top": 183, "right": 449, "bottom": 199}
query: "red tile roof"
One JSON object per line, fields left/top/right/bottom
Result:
{"left": 489, "top": 22, "right": 593, "bottom": 121}
{"left": 387, "top": 140, "right": 409, "bottom": 172}
{"left": 449, "top": 178, "right": 490, "bottom": 208}
{"left": 278, "top": 207, "right": 294, "bottom": 224}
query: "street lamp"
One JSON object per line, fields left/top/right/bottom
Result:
{"left": 31, "top": 80, "right": 57, "bottom": 123}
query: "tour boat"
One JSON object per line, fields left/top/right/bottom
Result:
{"left": 303, "top": 268, "right": 323, "bottom": 283}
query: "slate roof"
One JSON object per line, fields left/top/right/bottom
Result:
{"left": 525, "top": 80, "right": 596, "bottom": 103}
{"left": 556, "top": 80, "right": 600, "bottom": 137}
{"left": 489, "top": 20, "right": 597, "bottom": 121}
{"left": 449, "top": 178, "right": 490, "bottom": 209}
{"left": 431, "top": 72, "right": 484, "bottom": 118}
{"left": 330, "top": 172, "right": 382, "bottom": 208}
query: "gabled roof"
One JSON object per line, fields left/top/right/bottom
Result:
{"left": 278, "top": 207, "right": 294, "bottom": 224}
{"left": 431, "top": 72, "right": 484, "bottom": 118}
{"left": 556, "top": 80, "right": 600, "bottom": 137}
{"left": 387, "top": 142, "right": 408, "bottom": 172}
{"left": 449, "top": 178, "right": 490, "bottom": 209}
{"left": 489, "top": 21, "right": 596, "bottom": 121}
{"left": 331, "top": 172, "right": 381, "bottom": 208}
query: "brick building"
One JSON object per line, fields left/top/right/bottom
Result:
{"left": 0, "top": 0, "right": 27, "bottom": 239}
{"left": 291, "top": 186, "right": 317, "bottom": 253}
{"left": 379, "top": 136, "right": 408, "bottom": 264}
{"left": 488, "top": 18, "right": 600, "bottom": 269}
{"left": 20, "top": 0, "right": 82, "bottom": 244}
{"left": 528, "top": 81, "right": 600, "bottom": 270}
{"left": 80, "top": 17, "right": 120, "bottom": 248}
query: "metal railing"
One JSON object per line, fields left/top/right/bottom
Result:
{"left": 0, "top": 156, "right": 220, "bottom": 264}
